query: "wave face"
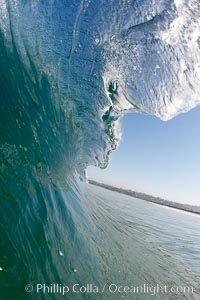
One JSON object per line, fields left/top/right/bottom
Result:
{"left": 0, "top": 0, "right": 200, "bottom": 299}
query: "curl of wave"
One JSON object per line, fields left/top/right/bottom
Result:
{"left": 0, "top": 0, "right": 200, "bottom": 180}
{"left": 0, "top": 1, "right": 200, "bottom": 299}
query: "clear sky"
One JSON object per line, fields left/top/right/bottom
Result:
{"left": 88, "top": 107, "right": 200, "bottom": 206}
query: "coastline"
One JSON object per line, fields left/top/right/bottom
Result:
{"left": 89, "top": 180, "right": 200, "bottom": 216}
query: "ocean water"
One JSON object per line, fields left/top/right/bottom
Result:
{"left": 2, "top": 182, "right": 200, "bottom": 300}
{"left": 0, "top": 0, "right": 200, "bottom": 299}
{"left": 82, "top": 185, "right": 200, "bottom": 298}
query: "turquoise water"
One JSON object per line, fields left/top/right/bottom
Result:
{"left": 1, "top": 0, "right": 200, "bottom": 299}
{"left": 1, "top": 182, "right": 199, "bottom": 300}
{"left": 82, "top": 184, "right": 200, "bottom": 299}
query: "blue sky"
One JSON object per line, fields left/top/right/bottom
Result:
{"left": 88, "top": 107, "right": 200, "bottom": 205}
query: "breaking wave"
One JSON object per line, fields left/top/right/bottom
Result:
{"left": 0, "top": 0, "right": 200, "bottom": 299}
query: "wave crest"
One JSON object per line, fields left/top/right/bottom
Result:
{"left": 0, "top": 0, "right": 200, "bottom": 180}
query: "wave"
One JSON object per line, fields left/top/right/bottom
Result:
{"left": 1, "top": 0, "right": 200, "bottom": 175}
{"left": 0, "top": 0, "right": 200, "bottom": 299}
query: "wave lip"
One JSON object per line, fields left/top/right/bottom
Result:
{"left": 103, "top": 0, "right": 200, "bottom": 121}
{"left": 0, "top": 0, "right": 200, "bottom": 175}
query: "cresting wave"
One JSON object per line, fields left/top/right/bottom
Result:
{"left": 0, "top": 1, "right": 200, "bottom": 300}
{"left": 0, "top": 0, "right": 200, "bottom": 177}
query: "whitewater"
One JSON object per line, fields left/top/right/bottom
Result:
{"left": 0, "top": 0, "right": 200, "bottom": 299}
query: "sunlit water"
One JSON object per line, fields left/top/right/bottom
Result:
{"left": 81, "top": 184, "right": 200, "bottom": 299}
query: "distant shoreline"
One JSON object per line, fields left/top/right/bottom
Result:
{"left": 89, "top": 180, "right": 200, "bottom": 215}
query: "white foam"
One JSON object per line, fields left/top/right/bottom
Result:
{"left": 59, "top": 250, "right": 64, "bottom": 256}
